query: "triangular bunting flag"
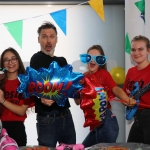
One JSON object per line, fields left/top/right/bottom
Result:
{"left": 88, "top": 0, "right": 105, "bottom": 22}
{"left": 135, "top": 0, "right": 145, "bottom": 23}
{"left": 125, "top": 33, "right": 131, "bottom": 54}
{"left": 50, "top": 9, "right": 66, "bottom": 35}
{"left": 4, "top": 20, "right": 23, "bottom": 48}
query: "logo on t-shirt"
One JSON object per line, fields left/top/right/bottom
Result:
{"left": 126, "top": 78, "right": 144, "bottom": 92}
{"left": 4, "top": 91, "right": 20, "bottom": 104}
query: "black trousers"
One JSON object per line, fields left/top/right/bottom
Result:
{"left": 127, "top": 109, "right": 150, "bottom": 144}
{"left": 2, "top": 121, "right": 27, "bottom": 146}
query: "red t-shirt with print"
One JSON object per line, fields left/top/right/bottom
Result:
{"left": 84, "top": 69, "right": 117, "bottom": 101}
{"left": 1, "top": 78, "right": 34, "bottom": 121}
{"left": 123, "top": 64, "right": 150, "bottom": 109}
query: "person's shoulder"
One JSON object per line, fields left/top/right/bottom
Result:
{"left": 30, "top": 51, "right": 42, "bottom": 61}
{"left": 128, "top": 65, "right": 137, "bottom": 72}
{"left": 83, "top": 71, "right": 89, "bottom": 76}
{"left": 54, "top": 56, "right": 67, "bottom": 66}
{"left": 146, "top": 63, "right": 150, "bottom": 69}
{"left": 31, "top": 51, "right": 43, "bottom": 58}
{"left": 55, "top": 56, "right": 66, "bottom": 61}
{"left": 97, "top": 68, "right": 109, "bottom": 74}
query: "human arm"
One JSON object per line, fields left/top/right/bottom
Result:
{"left": 0, "top": 89, "right": 28, "bottom": 116}
{"left": 112, "top": 86, "right": 136, "bottom": 106}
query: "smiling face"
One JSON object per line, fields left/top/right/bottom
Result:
{"left": 87, "top": 49, "right": 101, "bottom": 73}
{"left": 38, "top": 28, "right": 58, "bottom": 57}
{"left": 131, "top": 40, "right": 150, "bottom": 65}
{"left": 3, "top": 51, "right": 19, "bottom": 75}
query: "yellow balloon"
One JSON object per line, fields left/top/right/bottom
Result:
{"left": 110, "top": 67, "right": 125, "bottom": 84}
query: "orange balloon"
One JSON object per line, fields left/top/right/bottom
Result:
{"left": 110, "top": 67, "right": 125, "bottom": 84}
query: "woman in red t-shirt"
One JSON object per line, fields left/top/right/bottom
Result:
{"left": 0, "top": 47, "right": 34, "bottom": 146}
{"left": 75, "top": 45, "right": 135, "bottom": 148}
{"left": 123, "top": 35, "right": 150, "bottom": 144}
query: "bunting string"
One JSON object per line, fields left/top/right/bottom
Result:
{"left": 0, "top": 0, "right": 104, "bottom": 48}
{"left": 0, "top": 0, "right": 104, "bottom": 25}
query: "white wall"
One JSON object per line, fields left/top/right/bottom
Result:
{"left": 0, "top": 5, "right": 125, "bottom": 145}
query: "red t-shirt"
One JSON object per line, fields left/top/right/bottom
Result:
{"left": 123, "top": 64, "right": 150, "bottom": 109}
{"left": 1, "top": 78, "right": 34, "bottom": 121}
{"left": 83, "top": 69, "right": 117, "bottom": 105}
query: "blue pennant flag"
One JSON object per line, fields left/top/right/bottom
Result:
{"left": 50, "top": 9, "right": 66, "bottom": 35}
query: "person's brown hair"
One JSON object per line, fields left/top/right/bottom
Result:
{"left": 37, "top": 21, "right": 57, "bottom": 35}
{"left": 0, "top": 47, "right": 25, "bottom": 90}
{"left": 87, "top": 45, "right": 107, "bottom": 70}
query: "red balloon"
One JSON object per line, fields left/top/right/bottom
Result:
{"left": 80, "top": 75, "right": 108, "bottom": 131}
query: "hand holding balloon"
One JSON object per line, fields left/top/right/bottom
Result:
{"left": 41, "top": 98, "right": 55, "bottom": 106}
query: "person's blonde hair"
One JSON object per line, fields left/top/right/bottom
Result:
{"left": 131, "top": 35, "right": 150, "bottom": 49}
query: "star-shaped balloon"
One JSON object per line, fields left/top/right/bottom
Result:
{"left": 17, "top": 61, "right": 83, "bottom": 106}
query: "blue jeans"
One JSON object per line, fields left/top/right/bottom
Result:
{"left": 36, "top": 109, "right": 76, "bottom": 147}
{"left": 82, "top": 109, "right": 119, "bottom": 148}
{"left": 127, "top": 109, "right": 150, "bottom": 144}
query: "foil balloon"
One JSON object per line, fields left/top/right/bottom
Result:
{"left": 80, "top": 76, "right": 108, "bottom": 131}
{"left": 17, "top": 61, "right": 83, "bottom": 107}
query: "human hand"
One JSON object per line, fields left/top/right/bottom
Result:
{"left": 128, "top": 97, "right": 137, "bottom": 106}
{"left": 41, "top": 98, "right": 55, "bottom": 106}
{"left": 122, "top": 97, "right": 136, "bottom": 107}
{"left": 0, "top": 90, "right": 5, "bottom": 104}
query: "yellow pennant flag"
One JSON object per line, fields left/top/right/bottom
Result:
{"left": 88, "top": 0, "right": 105, "bottom": 22}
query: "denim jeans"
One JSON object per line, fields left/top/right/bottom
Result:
{"left": 127, "top": 109, "right": 150, "bottom": 144}
{"left": 82, "top": 109, "right": 119, "bottom": 148}
{"left": 36, "top": 109, "right": 76, "bottom": 147}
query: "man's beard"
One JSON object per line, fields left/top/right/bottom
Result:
{"left": 41, "top": 47, "right": 55, "bottom": 56}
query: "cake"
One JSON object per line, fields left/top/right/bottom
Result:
{"left": 24, "top": 146, "right": 49, "bottom": 150}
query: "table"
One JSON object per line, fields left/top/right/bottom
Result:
{"left": 88, "top": 143, "right": 150, "bottom": 150}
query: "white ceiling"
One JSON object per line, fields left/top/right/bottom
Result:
{"left": 0, "top": 0, "right": 124, "bottom": 5}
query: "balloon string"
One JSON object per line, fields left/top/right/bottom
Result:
{"left": 109, "top": 98, "right": 127, "bottom": 103}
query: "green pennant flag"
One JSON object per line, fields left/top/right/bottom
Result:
{"left": 125, "top": 33, "right": 131, "bottom": 54}
{"left": 135, "top": 0, "right": 145, "bottom": 13}
{"left": 4, "top": 20, "right": 23, "bottom": 48}
{"left": 135, "top": 0, "right": 145, "bottom": 23}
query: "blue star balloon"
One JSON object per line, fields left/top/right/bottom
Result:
{"left": 17, "top": 61, "right": 83, "bottom": 106}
